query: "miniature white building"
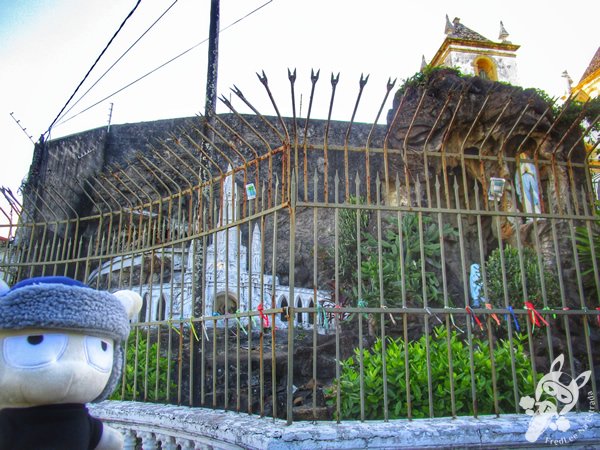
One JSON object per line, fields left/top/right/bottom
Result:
{"left": 88, "top": 168, "right": 331, "bottom": 331}
{"left": 203, "top": 168, "right": 330, "bottom": 329}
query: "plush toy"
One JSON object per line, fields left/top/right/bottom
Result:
{"left": 0, "top": 276, "right": 142, "bottom": 450}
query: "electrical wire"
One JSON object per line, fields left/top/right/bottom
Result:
{"left": 56, "top": 0, "right": 179, "bottom": 126}
{"left": 56, "top": 0, "right": 274, "bottom": 127}
{"left": 45, "top": 0, "right": 143, "bottom": 137}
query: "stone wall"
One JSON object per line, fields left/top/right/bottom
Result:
{"left": 25, "top": 127, "right": 107, "bottom": 223}
{"left": 19, "top": 114, "right": 386, "bottom": 288}
{"left": 91, "top": 401, "right": 600, "bottom": 449}
{"left": 24, "top": 114, "right": 386, "bottom": 224}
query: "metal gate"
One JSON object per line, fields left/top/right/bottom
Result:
{"left": 1, "top": 68, "right": 599, "bottom": 424}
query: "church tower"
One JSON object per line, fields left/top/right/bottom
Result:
{"left": 427, "top": 15, "right": 520, "bottom": 85}
{"left": 567, "top": 46, "right": 600, "bottom": 101}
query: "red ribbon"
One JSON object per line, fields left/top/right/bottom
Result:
{"left": 257, "top": 303, "right": 270, "bottom": 328}
{"left": 485, "top": 303, "right": 501, "bottom": 326}
{"left": 524, "top": 301, "right": 549, "bottom": 328}
{"left": 466, "top": 306, "right": 484, "bottom": 331}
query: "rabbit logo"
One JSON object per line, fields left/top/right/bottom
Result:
{"left": 519, "top": 354, "right": 591, "bottom": 443}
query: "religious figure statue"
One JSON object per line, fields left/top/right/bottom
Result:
{"left": 469, "top": 263, "right": 484, "bottom": 307}
{"left": 515, "top": 150, "right": 541, "bottom": 221}
{"left": 251, "top": 224, "right": 262, "bottom": 274}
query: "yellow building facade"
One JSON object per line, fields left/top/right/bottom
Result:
{"left": 571, "top": 46, "right": 600, "bottom": 101}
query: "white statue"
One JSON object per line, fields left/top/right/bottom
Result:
{"left": 515, "top": 151, "right": 541, "bottom": 220}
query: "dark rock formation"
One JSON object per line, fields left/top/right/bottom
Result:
{"left": 385, "top": 68, "right": 589, "bottom": 307}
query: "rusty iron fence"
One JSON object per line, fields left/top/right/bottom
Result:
{"left": 1, "top": 69, "right": 600, "bottom": 425}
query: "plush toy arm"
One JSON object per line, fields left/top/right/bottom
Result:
{"left": 95, "top": 424, "right": 124, "bottom": 450}
{"left": 0, "top": 278, "right": 8, "bottom": 295}
{"left": 112, "top": 290, "right": 143, "bottom": 320}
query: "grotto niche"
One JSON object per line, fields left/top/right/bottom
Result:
{"left": 385, "top": 68, "right": 590, "bottom": 308}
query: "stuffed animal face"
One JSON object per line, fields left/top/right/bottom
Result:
{"left": 0, "top": 276, "right": 141, "bottom": 409}
{"left": 0, "top": 330, "right": 114, "bottom": 407}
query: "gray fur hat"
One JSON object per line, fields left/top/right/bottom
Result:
{"left": 0, "top": 276, "right": 138, "bottom": 402}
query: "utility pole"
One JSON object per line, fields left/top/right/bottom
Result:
{"left": 204, "top": 0, "right": 220, "bottom": 133}
{"left": 107, "top": 103, "right": 114, "bottom": 133}
{"left": 194, "top": 0, "right": 219, "bottom": 408}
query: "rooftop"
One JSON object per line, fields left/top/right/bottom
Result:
{"left": 579, "top": 46, "right": 600, "bottom": 84}
{"left": 445, "top": 16, "right": 491, "bottom": 42}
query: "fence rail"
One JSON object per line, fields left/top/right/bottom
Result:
{"left": 1, "top": 69, "right": 599, "bottom": 427}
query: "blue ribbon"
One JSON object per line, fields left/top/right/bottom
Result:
{"left": 507, "top": 305, "right": 520, "bottom": 332}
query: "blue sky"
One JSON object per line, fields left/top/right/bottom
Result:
{"left": 0, "top": 0, "right": 598, "bottom": 232}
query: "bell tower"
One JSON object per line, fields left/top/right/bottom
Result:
{"left": 427, "top": 15, "right": 520, "bottom": 85}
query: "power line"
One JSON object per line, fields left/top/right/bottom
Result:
{"left": 57, "top": 0, "right": 274, "bottom": 127}
{"left": 45, "top": 0, "right": 143, "bottom": 138}
{"left": 56, "top": 0, "right": 179, "bottom": 126}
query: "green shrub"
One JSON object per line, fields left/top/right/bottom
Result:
{"left": 396, "top": 66, "right": 463, "bottom": 97}
{"left": 482, "top": 245, "right": 561, "bottom": 309}
{"left": 333, "top": 196, "right": 370, "bottom": 292}
{"left": 556, "top": 97, "right": 600, "bottom": 135}
{"left": 110, "top": 331, "right": 174, "bottom": 402}
{"left": 327, "top": 326, "right": 536, "bottom": 419}
{"left": 576, "top": 202, "right": 600, "bottom": 296}
{"left": 359, "top": 214, "right": 457, "bottom": 307}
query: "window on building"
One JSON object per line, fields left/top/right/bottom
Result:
{"left": 157, "top": 294, "right": 166, "bottom": 321}
{"left": 296, "top": 297, "right": 303, "bottom": 324}
{"left": 140, "top": 293, "right": 149, "bottom": 322}
{"left": 280, "top": 297, "right": 288, "bottom": 322}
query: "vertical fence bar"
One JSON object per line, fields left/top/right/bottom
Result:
{"left": 311, "top": 169, "right": 319, "bottom": 419}
{"left": 286, "top": 171, "right": 297, "bottom": 425}
{"left": 580, "top": 191, "right": 599, "bottom": 407}
{"left": 334, "top": 172, "right": 342, "bottom": 423}
{"left": 441, "top": 177, "right": 456, "bottom": 417}
{"left": 355, "top": 173, "right": 366, "bottom": 422}
{"left": 416, "top": 177, "right": 434, "bottom": 418}
{"left": 493, "top": 197, "right": 520, "bottom": 412}
{"left": 473, "top": 182, "right": 500, "bottom": 416}
{"left": 395, "top": 175, "right": 412, "bottom": 419}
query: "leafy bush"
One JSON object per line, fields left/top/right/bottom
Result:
{"left": 482, "top": 245, "right": 561, "bottom": 309}
{"left": 556, "top": 97, "right": 600, "bottom": 135}
{"left": 359, "top": 214, "right": 457, "bottom": 307}
{"left": 576, "top": 202, "right": 600, "bottom": 296}
{"left": 327, "top": 326, "right": 536, "bottom": 419}
{"left": 333, "top": 196, "right": 370, "bottom": 292}
{"left": 396, "top": 66, "right": 462, "bottom": 97}
{"left": 110, "top": 332, "right": 174, "bottom": 402}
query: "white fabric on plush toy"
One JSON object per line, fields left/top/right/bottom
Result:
{"left": 0, "top": 330, "right": 115, "bottom": 406}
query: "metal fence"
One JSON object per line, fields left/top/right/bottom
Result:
{"left": 1, "top": 70, "right": 599, "bottom": 425}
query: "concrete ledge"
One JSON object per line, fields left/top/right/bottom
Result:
{"left": 90, "top": 401, "right": 600, "bottom": 449}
